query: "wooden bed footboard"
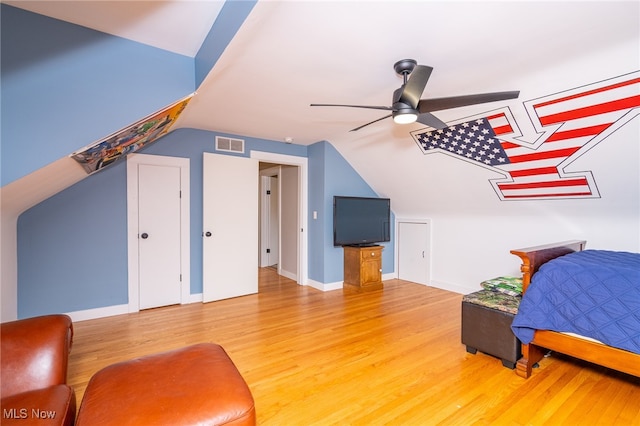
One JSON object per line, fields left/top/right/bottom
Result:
{"left": 509, "top": 240, "right": 640, "bottom": 379}
{"left": 510, "top": 240, "right": 586, "bottom": 378}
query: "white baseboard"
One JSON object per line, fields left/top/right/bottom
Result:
{"left": 189, "top": 293, "right": 203, "bottom": 303}
{"left": 429, "top": 280, "right": 475, "bottom": 295}
{"left": 66, "top": 304, "right": 130, "bottom": 323}
{"left": 307, "top": 273, "right": 397, "bottom": 292}
{"left": 306, "top": 279, "right": 343, "bottom": 292}
{"left": 67, "top": 295, "right": 206, "bottom": 322}
{"left": 279, "top": 268, "right": 298, "bottom": 282}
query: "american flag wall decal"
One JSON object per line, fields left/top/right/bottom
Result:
{"left": 411, "top": 71, "right": 640, "bottom": 200}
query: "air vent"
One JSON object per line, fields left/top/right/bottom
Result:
{"left": 216, "top": 136, "right": 245, "bottom": 153}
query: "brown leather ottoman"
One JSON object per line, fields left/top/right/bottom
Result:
{"left": 461, "top": 290, "right": 522, "bottom": 369}
{"left": 76, "top": 343, "right": 255, "bottom": 426}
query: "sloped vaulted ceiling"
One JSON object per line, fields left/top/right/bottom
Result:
{"left": 3, "top": 0, "right": 639, "bottom": 214}
{"left": 7, "top": 1, "right": 637, "bottom": 144}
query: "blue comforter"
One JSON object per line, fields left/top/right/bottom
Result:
{"left": 511, "top": 250, "right": 640, "bottom": 354}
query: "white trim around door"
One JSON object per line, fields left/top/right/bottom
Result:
{"left": 250, "top": 151, "right": 308, "bottom": 286}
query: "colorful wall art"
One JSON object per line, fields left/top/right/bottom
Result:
{"left": 70, "top": 94, "right": 194, "bottom": 174}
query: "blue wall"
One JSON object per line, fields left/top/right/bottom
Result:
{"left": 308, "top": 142, "right": 394, "bottom": 284}
{"left": 17, "top": 163, "right": 129, "bottom": 316}
{"left": 16, "top": 130, "right": 394, "bottom": 317}
{"left": 0, "top": 4, "right": 194, "bottom": 186}
{"left": 307, "top": 142, "right": 327, "bottom": 282}
{"left": 195, "top": 1, "right": 258, "bottom": 87}
{"left": 4, "top": 4, "right": 395, "bottom": 318}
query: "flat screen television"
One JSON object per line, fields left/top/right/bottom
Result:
{"left": 333, "top": 196, "right": 390, "bottom": 247}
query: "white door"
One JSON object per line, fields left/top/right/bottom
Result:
{"left": 138, "top": 164, "right": 182, "bottom": 309}
{"left": 259, "top": 175, "right": 279, "bottom": 267}
{"left": 203, "top": 153, "right": 258, "bottom": 302}
{"left": 267, "top": 176, "right": 279, "bottom": 266}
{"left": 398, "top": 221, "right": 431, "bottom": 285}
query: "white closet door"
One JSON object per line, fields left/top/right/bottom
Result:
{"left": 138, "top": 164, "right": 182, "bottom": 309}
{"left": 398, "top": 221, "right": 431, "bottom": 285}
{"left": 202, "top": 153, "right": 258, "bottom": 302}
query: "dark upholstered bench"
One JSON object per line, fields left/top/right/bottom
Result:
{"left": 76, "top": 343, "right": 255, "bottom": 426}
{"left": 461, "top": 289, "right": 522, "bottom": 369}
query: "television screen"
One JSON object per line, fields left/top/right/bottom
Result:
{"left": 333, "top": 196, "right": 390, "bottom": 246}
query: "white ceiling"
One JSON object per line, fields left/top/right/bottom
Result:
{"left": 4, "top": 1, "right": 224, "bottom": 57}
{"left": 7, "top": 0, "right": 638, "bottom": 149}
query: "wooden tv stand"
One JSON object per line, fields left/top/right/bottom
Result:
{"left": 343, "top": 245, "right": 383, "bottom": 290}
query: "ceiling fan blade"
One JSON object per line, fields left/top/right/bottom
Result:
{"left": 350, "top": 114, "right": 392, "bottom": 132}
{"left": 416, "top": 112, "right": 448, "bottom": 130}
{"left": 397, "top": 65, "right": 433, "bottom": 108}
{"left": 418, "top": 91, "right": 520, "bottom": 112}
{"left": 310, "top": 103, "right": 393, "bottom": 111}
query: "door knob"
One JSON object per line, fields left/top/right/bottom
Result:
{"left": 141, "top": 233, "right": 149, "bottom": 239}
{"left": 205, "top": 231, "right": 212, "bottom": 237}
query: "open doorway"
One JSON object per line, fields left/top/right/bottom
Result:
{"left": 259, "top": 162, "right": 299, "bottom": 282}
{"left": 252, "top": 151, "right": 308, "bottom": 286}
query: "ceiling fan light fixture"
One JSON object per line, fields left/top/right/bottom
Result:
{"left": 392, "top": 109, "right": 418, "bottom": 124}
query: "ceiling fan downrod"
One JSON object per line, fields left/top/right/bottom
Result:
{"left": 394, "top": 58, "right": 418, "bottom": 83}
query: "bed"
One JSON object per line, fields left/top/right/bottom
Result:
{"left": 509, "top": 240, "right": 640, "bottom": 379}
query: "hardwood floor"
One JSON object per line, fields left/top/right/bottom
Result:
{"left": 68, "top": 268, "right": 640, "bottom": 425}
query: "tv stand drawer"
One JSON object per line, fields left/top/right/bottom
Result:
{"left": 359, "top": 247, "right": 380, "bottom": 260}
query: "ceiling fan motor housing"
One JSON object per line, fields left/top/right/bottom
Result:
{"left": 392, "top": 87, "right": 418, "bottom": 123}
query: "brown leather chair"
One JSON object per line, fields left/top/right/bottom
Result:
{"left": 1, "top": 315, "right": 76, "bottom": 426}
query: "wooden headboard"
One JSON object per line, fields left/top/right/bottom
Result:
{"left": 510, "top": 240, "right": 587, "bottom": 293}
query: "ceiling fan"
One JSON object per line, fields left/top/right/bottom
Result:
{"left": 310, "top": 59, "right": 520, "bottom": 132}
